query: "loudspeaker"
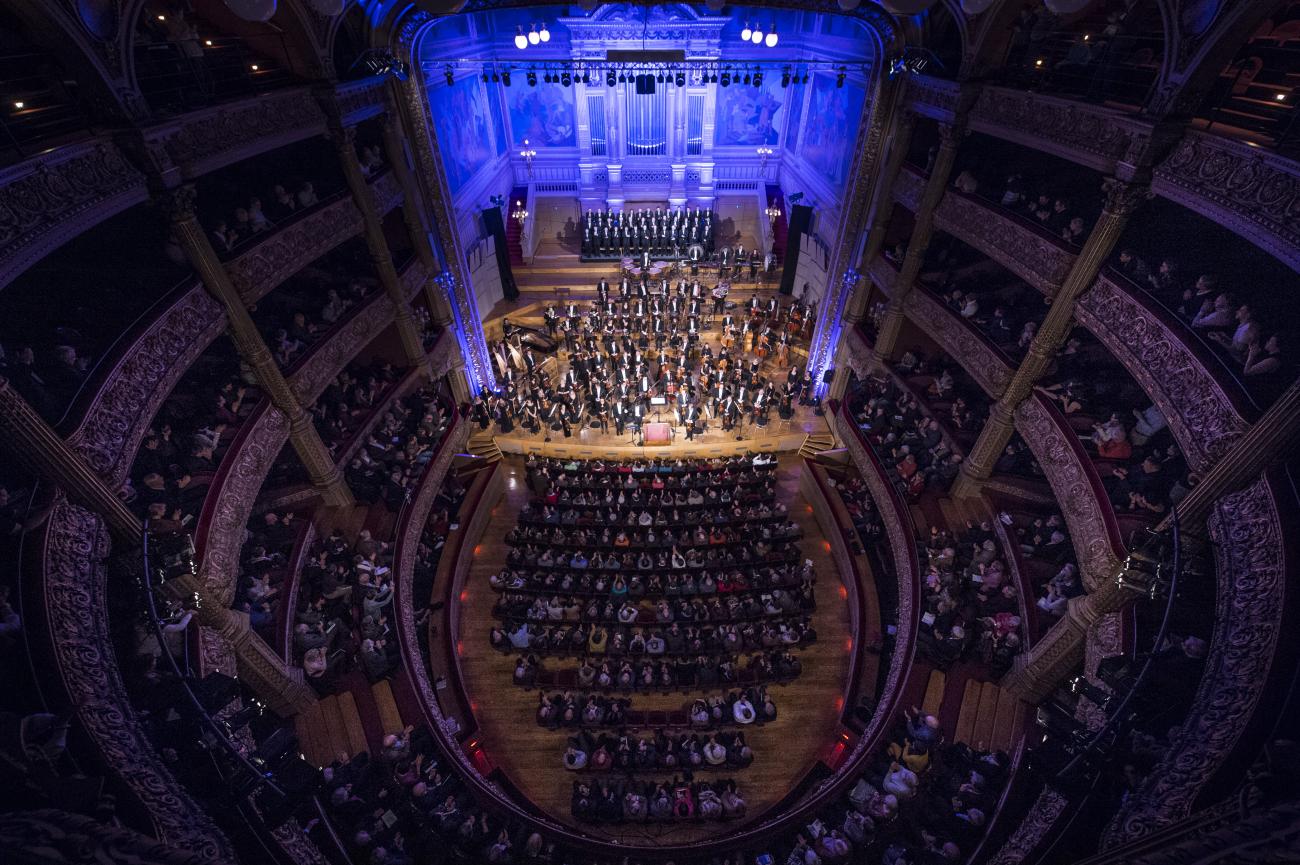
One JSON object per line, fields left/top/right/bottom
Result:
{"left": 779, "top": 204, "right": 813, "bottom": 296}
{"left": 481, "top": 207, "right": 519, "bottom": 301}
{"left": 821, "top": 368, "right": 835, "bottom": 384}
{"left": 635, "top": 74, "right": 656, "bottom": 95}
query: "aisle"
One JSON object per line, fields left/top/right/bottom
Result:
{"left": 457, "top": 455, "right": 852, "bottom": 846}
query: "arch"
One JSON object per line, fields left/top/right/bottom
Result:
{"left": 3, "top": 0, "right": 145, "bottom": 121}
{"left": 1145, "top": 0, "right": 1290, "bottom": 118}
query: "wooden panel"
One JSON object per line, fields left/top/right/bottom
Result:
{"left": 372, "top": 679, "right": 405, "bottom": 737}
{"left": 294, "top": 701, "right": 330, "bottom": 768}
{"left": 990, "top": 686, "right": 1021, "bottom": 754}
{"left": 954, "top": 680, "right": 982, "bottom": 745}
{"left": 921, "top": 670, "right": 947, "bottom": 718}
{"left": 337, "top": 691, "right": 370, "bottom": 758}
{"left": 320, "top": 696, "right": 351, "bottom": 759}
{"left": 971, "top": 682, "right": 1001, "bottom": 752}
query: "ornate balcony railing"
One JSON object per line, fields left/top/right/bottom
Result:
{"left": 1075, "top": 271, "right": 1253, "bottom": 474}
{"left": 369, "top": 167, "right": 403, "bottom": 216}
{"left": 228, "top": 194, "right": 364, "bottom": 303}
{"left": 0, "top": 138, "right": 148, "bottom": 290}
{"left": 901, "top": 286, "right": 1016, "bottom": 399}
{"left": 139, "top": 86, "right": 327, "bottom": 181}
{"left": 1103, "top": 470, "right": 1292, "bottom": 846}
{"left": 334, "top": 75, "right": 389, "bottom": 127}
{"left": 1013, "top": 393, "right": 1127, "bottom": 591}
{"left": 967, "top": 85, "right": 1163, "bottom": 175}
{"left": 934, "top": 190, "right": 1078, "bottom": 295}
{"left": 1153, "top": 129, "right": 1300, "bottom": 273}
{"left": 867, "top": 252, "right": 899, "bottom": 298}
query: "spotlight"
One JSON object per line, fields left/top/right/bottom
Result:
{"left": 710, "top": 71, "right": 718, "bottom": 83}
{"left": 491, "top": 69, "right": 499, "bottom": 82}
{"left": 618, "top": 71, "right": 627, "bottom": 83}
{"left": 741, "top": 21, "right": 752, "bottom": 41}
{"left": 482, "top": 71, "right": 489, "bottom": 83}
{"left": 657, "top": 71, "right": 665, "bottom": 83}
{"left": 515, "top": 26, "right": 528, "bottom": 50}
{"left": 765, "top": 24, "right": 778, "bottom": 47}
{"left": 837, "top": 68, "right": 845, "bottom": 88}
{"left": 539, "top": 23, "right": 551, "bottom": 43}
{"left": 527, "top": 69, "right": 537, "bottom": 86}
{"left": 607, "top": 70, "right": 617, "bottom": 87}
{"left": 720, "top": 69, "right": 731, "bottom": 87}
{"left": 528, "top": 24, "right": 540, "bottom": 45}
{"left": 675, "top": 71, "right": 686, "bottom": 87}
{"left": 743, "top": 72, "right": 751, "bottom": 85}
{"left": 751, "top": 24, "right": 763, "bottom": 44}
{"left": 561, "top": 71, "right": 571, "bottom": 87}
{"left": 754, "top": 71, "right": 763, "bottom": 86}
{"left": 502, "top": 69, "right": 511, "bottom": 86}
{"left": 444, "top": 65, "right": 454, "bottom": 86}
{"left": 781, "top": 69, "right": 790, "bottom": 87}
{"left": 582, "top": 71, "right": 590, "bottom": 84}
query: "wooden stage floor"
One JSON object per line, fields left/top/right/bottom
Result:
{"left": 458, "top": 455, "right": 852, "bottom": 847}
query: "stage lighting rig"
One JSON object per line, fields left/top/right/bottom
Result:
{"left": 527, "top": 69, "right": 537, "bottom": 86}
{"left": 443, "top": 64, "right": 453, "bottom": 86}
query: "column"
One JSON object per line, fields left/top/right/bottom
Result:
{"left": 0, "top": 379, "right": 141, "bottom": 542}
{"left": 872, "top": 120, "right": 963, "bottom": 361}
{"left": 168, "top": 573, "right": 316, "bottom": 715}
{"left": 328, "top": 123, "right": 428, "bottom": 372}
{"left": 1002, "top": 572, "right": 1148, "bottom": 703}
{"left": 951, "top": 179, "right": 1150, "bottom": 497}
{"left": 162, "top": 187, "right": 353, "bottom": 507}
{"left": 850, "top": 108, "right": 918, "bottom": 324}
{"left": 379, "top": 90, "right": 454, "bottom": 330}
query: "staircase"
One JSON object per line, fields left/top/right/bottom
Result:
{"left": 294, "top": 678, "right": 412, "bottom": 768}
{"left": 766, "top": 183, "right": 789, "bottom": 265}
{"left": 799, "top": 433, "right": 837, "bottom": 459}
{"left": 506, "top": 185, "right": 528, "bottom": 266}
{"left": 468, "top": 430, "right": 503, "bottom": 465}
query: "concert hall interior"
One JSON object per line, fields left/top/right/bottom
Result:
{"left": 2, "top": 2, "right": 1300, "bottom": 865}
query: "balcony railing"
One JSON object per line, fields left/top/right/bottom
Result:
{"left": 934, "top": 188, "right": 1079, "bottom": 295}
{"left": 900, "top": 286, "right": 1016, "bottom": 399}
{"left": 894, "top": 163, "right": 925, "bottom": 211}
{"left": 1012, "top": 393, "right": 1127, "bottom": 591}
{"left": 1075, "top": 269, "right": 1254, "bottom": 474}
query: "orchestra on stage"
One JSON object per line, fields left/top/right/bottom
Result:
{"left": 473, "top": 276, "right": 818, "bottom": 444}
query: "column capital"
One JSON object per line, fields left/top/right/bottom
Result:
{"left": 156, "top": 183, "right": 200, "bottom": 225}
{"left": 1101, "top": 177, "right": 1152, "bottom": 218}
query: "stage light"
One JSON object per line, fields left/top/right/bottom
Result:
{"left": 544, "top": 70, "right": 552, "bottom": 83}
{"left": 751, "top": 24, "right": 764, "bottom": 44}
{"left": 781, "top": 69, "right": 790, "bottom": 87}
{"left": 561, "top": 71, "right": 571, "bottom": 87}
{"left": 766, "top": 24, "right": 778, "bottom": 47}
{"left": 528, "top": 24, "right": 540, "bottom": 45}
{"left": 491, "top": 69, "right": 499, "bottom": 82}
{"left": 482, "top": 71, "right": 489, "bottom": 83}
{"left": 582, "top": 71, "right": 590, "bottom": 84}
{"left": 656, "top": 71, "right": 665, "bottom": 83}
{"left": 741, "top": 21, "right": 752, "bottom": 41}
{"left": 607, "top": 70, "right": 617, "bottom": 86}
{"left": 527, "top": 69, "right": 537, "bottom": 86}
{"left": 743, "top": 72, "right": 751, "bottom": 85}
{"left": 675, "top": 71, "right": 686, "bottom": 87}
{"left": 502, "top": 69, "right": 511, "bottom": 86}
{"left": 539, "top": 23, "right": 551, "bottom": 42}
{"left": 837, "top": 68, "right": 845, "bottom": 88}
{"left": 720, "top": 70, "right": 731, "bottom": 87}
{"left": 444, "top": 65, "right": 453, "bottom": 86}
{"left": 618, "top": 71, "right": 627, "bottom": 83}
{"left": 754, "top": 71, "right": 763, "bottom": 86}
{"left": 514, "top": 26, "right": 527, "bottom": 50}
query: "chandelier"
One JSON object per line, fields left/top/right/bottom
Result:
{"left": 511, "top": 201, "right": 529, "bottom": 223}
{"left": 515, "top": 22, "right": 551, "bottom": 49}
{"left": 520, "top": 139, "right": 537, "bottom": 176}
{"left": 765, "top": 201, "right": 782, "bottom": 223}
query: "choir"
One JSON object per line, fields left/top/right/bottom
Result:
{"left": 581, "top": 206, "right": 717, "bottom": 261}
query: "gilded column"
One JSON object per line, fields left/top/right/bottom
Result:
{"left": 162, "top": 187, "right": 354, "bottom": 507}
{"left": 168, "top": 573, "right": 316, "bottom": 715}
{"left": 951, "top": 179, "right": 1150, "bottom": 498}
{"left": 848, "top": 108, "right": 918, "bottom": 324}
{"left": 873, "top": 120, "right": 964, "bottom": 360}
{"left": 379, "top": 89, "right": 454, "bottom": 330}
{"left": 0, "top": 379, "right": 141, "bottom": 542}
{"left": 1002, "top": 572, "right": 1148, "bottom": 702}
{"left": 328, "top": 123, "right": 428, "bottom": 372}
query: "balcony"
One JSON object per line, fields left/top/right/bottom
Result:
{"left": 894, "top": 163, "right": 925, "bottom": 212}
{"left": 900, "top": 286, "right": 1016, "bottom": 399}
{"left": 934, "top": 189, "right": 1078, "bottom": 295}
{"left": 1012, "top": 393, "right": 1127, "bottom": 590}
{"left": 1074, "top": 270, "right": 1254, "bottom": 474}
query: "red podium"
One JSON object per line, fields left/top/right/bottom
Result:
{"left": 643, "top": 422, "right": 672, "bottom": 446}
